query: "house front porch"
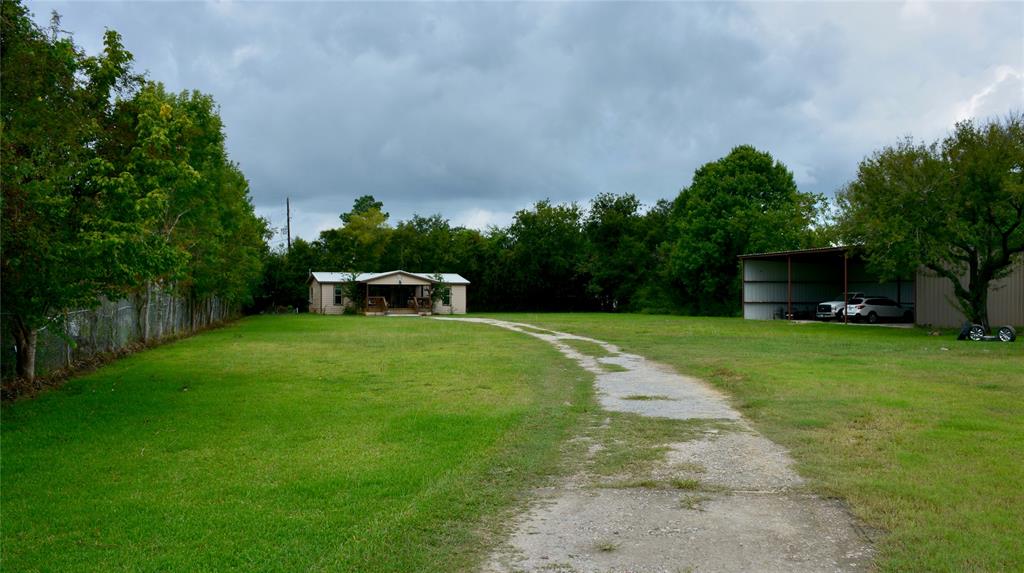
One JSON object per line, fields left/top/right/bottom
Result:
{"left": 364, "top": 284, "right": 433, "bottom": 315}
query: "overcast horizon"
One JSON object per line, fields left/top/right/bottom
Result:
{"left": 28, "top": 1, "right": 1023, "bottom": 249}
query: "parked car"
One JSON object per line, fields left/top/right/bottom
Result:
{"left": 845, "top": 296, "right": 914, "bottom": 323}
{"left": 815, "top": 292, "right": 866, "bottom": 321}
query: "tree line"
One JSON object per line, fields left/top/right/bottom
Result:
{"left": 259, "top": 113, "right": 1022, "bottom": 329}
{"left": 1, "top": 0, "right": 268, "bottom": 382}
{"left": 257, "top": 143, "right": 829, "bottom": 314}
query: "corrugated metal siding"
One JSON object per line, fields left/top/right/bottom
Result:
{"left": 915, "top": 259, "right": 1024, "bottom": 327}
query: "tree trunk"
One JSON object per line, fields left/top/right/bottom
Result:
{"left": 929, "top": 260, "right": 992, "bottom": 330}
{"left": 961, "top": 250, "right": 991, "bottom": 329}
{"left": 12, "top": 318, "right": 38, "bottom": 383}
{"left": 967, "top": 276, "right": 991, "bottom": 329}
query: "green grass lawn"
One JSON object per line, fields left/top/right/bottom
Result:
{"left": 5, "top": 313, "right": 1022, "bottom": 572}
{"left": 1, "top": 315, "right": 591, "bottom": 572}
{"left": 486, "top": 313, "right": 1024, "bottom": 572}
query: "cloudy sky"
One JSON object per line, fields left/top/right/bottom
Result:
{"left": 29, "top": 1, "right": 1023, "bottom": 247}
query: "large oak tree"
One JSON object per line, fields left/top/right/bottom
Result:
{"left": 667, "top": 145, "right": 823, "bottom": 315}
{"left": 837, "top": 114, "right": 1024, "bottom": 327}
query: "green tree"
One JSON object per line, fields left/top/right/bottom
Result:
{"left": 1, "top": 2, "right": 267, "bottom": 380}
{"left": 1, "top": 1, "right": 176, "bottom": 381}
{"left": 340, "top": 194, "right": 387, "bottom": 225}
{"left": 111, "top": 83, "right": 268, "bottom": 327}
{"left": 507, "top": 200, "right": 590, "bottom": 310}
{"left": 668, "top": 145, "right": 822, "bottom": 315}
{"left": 582, "top": 193, "right": 650, "bottom": 311}
{"left": 838, "top": 114, "right": 1024, "bottom": 327}
{"left": 319, "top": 196, "right": 392, "bottom": 271}
{"left": 252, "top": 237, "right": 322, "bottom": 312}
{"left": 631, "top": 199, "right": 677, "bottom": 313}
{"left": 427, "top": 273, "right": 451, "bottom": 311}
{"left": 382, "top": 214, "right": 454, "bottom": 271}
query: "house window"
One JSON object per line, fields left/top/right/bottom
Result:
{"left": 442, "top": 291, "right": 451, "bottom": 306}
{"left": 334, "top": 286, "right": 343, "bottom": 305}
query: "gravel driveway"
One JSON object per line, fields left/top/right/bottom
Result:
{"left": 435, "top": 317, "right": 874, "bottom": 573}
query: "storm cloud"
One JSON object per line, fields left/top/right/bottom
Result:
{"left": 30, "top": 1, "right": 1023, "bottom": 246}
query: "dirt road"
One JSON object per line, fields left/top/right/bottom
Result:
{"left": 435, "top": 317, "right": 874, "bottom": 573}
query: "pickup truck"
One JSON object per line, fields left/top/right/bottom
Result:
{"left": 815, "top": 292, "right": 865, "bottom": 321}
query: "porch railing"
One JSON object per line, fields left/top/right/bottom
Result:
{"left": 408, "top": 297, "right": 432, "bottom": 312}
{"left": 366, "top": 296, "right": 388, "bottom": 313}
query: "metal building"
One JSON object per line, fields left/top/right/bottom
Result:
{"left": 739, "top": 247, "right": 1023, "bottom": 327}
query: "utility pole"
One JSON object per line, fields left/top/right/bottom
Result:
{"left": 286, "top": 197, "right": 292, "bottom": 252}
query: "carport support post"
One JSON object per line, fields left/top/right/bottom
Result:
{"left": 787, "top": 255, "right": 792, "bottom": 321}
{"left": 740, "top": 258, "right": 745, "bottom": 318}
{"left": 843, "top": 252, "right": 849, "bottom": 325}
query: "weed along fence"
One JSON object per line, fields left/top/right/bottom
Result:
{"left": 2, "top": 290, "right": 236, "bottom": 381}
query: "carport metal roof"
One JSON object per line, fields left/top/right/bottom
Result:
{"left": 738, "top": 246, "right": 850, "bottom": 259}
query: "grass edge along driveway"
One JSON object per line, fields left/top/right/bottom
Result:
{"left": 484, "top": 313, "right": 1024, "bottom": 573}
{"left": 1, "top": 315, "right": 593, "bottom": 572}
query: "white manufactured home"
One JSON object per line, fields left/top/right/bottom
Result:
{"left": 308, "top": 270, "right": 469, "bottom": 315}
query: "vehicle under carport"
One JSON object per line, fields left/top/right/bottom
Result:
{"left": 740, "top": 247, "right": 1024, "bottom": 327}
{"left": 739, "top": 247, "right": 914, "bottom": 323}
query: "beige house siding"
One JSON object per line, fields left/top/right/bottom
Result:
{"left": 308, "top": 278, "right": 350, "bottom": 314}
{"left": 915, "top": 259, "right": 1024, "bottom": 327}
{"left": 366, "top": 273, "right": 432, "bottom": 286}
{"left": 432, "top": 285, "right": 468, "bottom": 314}
{"left": 322, "top": 283, "right": 347, "bottom": 315}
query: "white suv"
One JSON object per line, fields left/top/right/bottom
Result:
{"left": 845, "top": 296, "right": 914, "bottom": 324}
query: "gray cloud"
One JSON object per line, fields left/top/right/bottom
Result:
{"left": 30, "top": 1, "right": 1023, "bottom": 246}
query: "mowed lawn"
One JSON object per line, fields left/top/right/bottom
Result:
{"left": 1, "top": 315, "right": 590, "bottom": 572}
{"left": 488, "top": 313, "right": 1024, "bottom": 572}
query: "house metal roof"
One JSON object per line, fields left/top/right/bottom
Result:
{"left": 309, "top": 270, "right": 470, "bottom": 285}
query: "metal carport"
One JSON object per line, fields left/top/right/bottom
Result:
{"left": 738, "top": 247, "right": 914, "bottom": 321}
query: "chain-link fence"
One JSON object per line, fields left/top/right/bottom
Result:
{"left": 2, "top": 288, "right": 235, "bottom": 380}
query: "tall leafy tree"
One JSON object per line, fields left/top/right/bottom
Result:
{"left": 317, "top": 195, "right": 392, "bottom": 271}
{"left": 582, "top": 193, "right": 650, "bottom": 311}
{"left": 1, "top": 1, "right": 176, "bottom": 380}
{"left": 632, "top": 199, "right": 677, "bottom": 312}
{"left": 107, "top": 83, "right": 268, "bottom": 327}
{"left": 382, "top": 214, "right": 455, "bottom": 271}
{"left": 252, "top": 237, "right": 321, "bottom": 311}
{"left": 506, "top": 200, "right": 590, "bottom": 310}
{"left": 668, "top": 145, "right": 822, "bottom": 315}
{"left": 340, "top": 194, "right": 387, "bottom": 225}
{"left": 838, "top": 114, "right": 1024, "bottom": 327}
{"left": 2, "top": 2, "right": 267, "bottom": 380}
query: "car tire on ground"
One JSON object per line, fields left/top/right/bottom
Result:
{"left": 867, "top": 311, "right": 878, "bottom": 324}
{"left": 968, "top": 324, "right": 987, "bottom": 341}
{"left": 997, "top": 325, "right": 1017, "bottom": 342}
